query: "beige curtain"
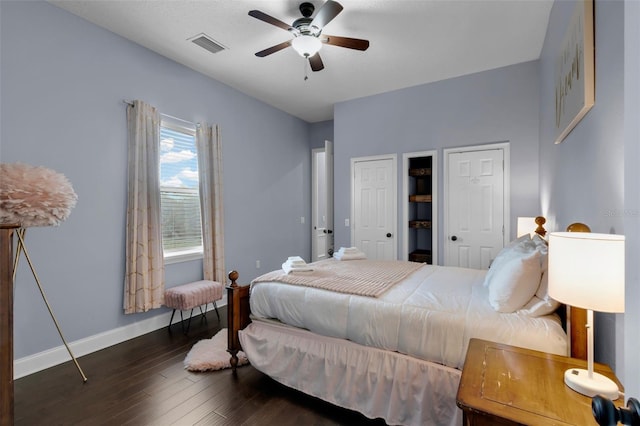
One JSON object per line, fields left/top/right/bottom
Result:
{"left": 124, "top": 100, "right": 165, "bottom": 314}
{"left": 196, "top": 123, "right": 225, "bottom": 283}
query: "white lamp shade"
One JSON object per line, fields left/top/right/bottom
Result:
{"left": 516, "top": 217, "right": 536, "bottom": 237}
{"left": 548, "top": 232, "right": 625, "bottom": 313}
{"left": 291, "top": 35, "right": 322, "bottom": 57}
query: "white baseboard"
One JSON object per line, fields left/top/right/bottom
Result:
{"left": 14, "top": 296, "right": 227, "bottom": 379}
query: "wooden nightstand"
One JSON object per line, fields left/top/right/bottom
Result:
{"left": 456, "top": 339, "right": 624, "bottom": 426}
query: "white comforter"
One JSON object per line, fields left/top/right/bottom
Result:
{"left": 250, "top": 263, "right": 568, "bottom": 369}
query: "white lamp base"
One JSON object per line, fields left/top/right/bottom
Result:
{"left": 564, "top": 368, "right": 619, "bottom": 400}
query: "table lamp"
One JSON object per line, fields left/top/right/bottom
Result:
{"left": 517, "top": 216, "right": 547, "bottom": 238}
{"left": 548, "top": 232, "right": 625, "bottom": 400}
{"left": 516, "top": 217, "right": 536, "bottom": 237}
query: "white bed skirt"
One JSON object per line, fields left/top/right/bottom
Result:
{"left": 239, "top": 320, "right": 463, "bottom": 426}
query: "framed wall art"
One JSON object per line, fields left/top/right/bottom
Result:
{"left": 554, "top": 0, "right": 595, "bottom": 144}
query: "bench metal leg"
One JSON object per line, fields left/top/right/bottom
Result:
{"left": 167, "top": 300, "right": 221, "bottom": 334}
{"left": 182, "top": 309, "right": 194, "bottom": 334}
{"left": 198, "top": 305, "right": 207, "bottom": 321}
{"left": 213, "top": 301, "right": 220, "bottom": 321}
{"left": 168, "top": 309, "right": 177, "bottom": 330}
{"left": 167, "top": 308, "right": 194, "bottom": 334}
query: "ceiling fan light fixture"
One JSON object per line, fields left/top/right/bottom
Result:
{"left": 291, "top": 35, "right": 322, "bottom": 57}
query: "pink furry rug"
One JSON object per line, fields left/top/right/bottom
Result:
{"left": 184, "top": 328, "right": 248, "bottom": 372}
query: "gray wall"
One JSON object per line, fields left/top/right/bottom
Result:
{"left": 539, "top": 0, "right": 624, "bottom": 373}
{"left": 332, "top": 61, "right": 541, "bottom": 258}
{"left": 1, "top": 1, "right": 311, "bottom": 358}
{"left": 309, "top": 120, "right": 334, "bottom": 149}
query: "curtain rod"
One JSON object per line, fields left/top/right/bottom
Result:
{"left": 122, "top": 99, "right": 199, "bottom": 128}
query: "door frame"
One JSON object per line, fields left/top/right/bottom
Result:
{"left": 350, "top": 154, "right": 397, "bottom": 259}
{"left": 311, "top": 141, "right": 333, "bottom": 261}
{"left": 443, "top": 142, "right": 511, "bottom": 266}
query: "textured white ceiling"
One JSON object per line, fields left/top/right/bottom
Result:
{"left": 49, "top": 0, "right": 553, "bottom": 123}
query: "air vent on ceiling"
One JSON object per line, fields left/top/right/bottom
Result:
{"left": 189, "top": 33, "right": 226, "bottom": 54}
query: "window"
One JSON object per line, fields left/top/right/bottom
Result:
{"left": 159, "top": 119, "right": 203, "bottom": 263}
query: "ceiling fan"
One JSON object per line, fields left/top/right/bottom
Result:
{"left": 249, "top": 0, "right": 370, "bottom": 72}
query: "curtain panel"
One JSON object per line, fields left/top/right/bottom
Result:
{"left": 196, "top": 124, "right": 226, "bottom": 284}
{"left": 124, "top": 100, "right": 165, "bottom": 314}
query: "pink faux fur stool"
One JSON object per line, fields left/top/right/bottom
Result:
{"left": 164, "top": 280, "right": 223, "bottom": 334}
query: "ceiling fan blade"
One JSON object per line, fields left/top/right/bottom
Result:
{"left": 249, "top": 10, "right": 295, "bottom": 32}
{"left": 255, "top": 40, "right": 292, "bottom": 57}
{"left": 309, "top": 53, "right": 324, "bottom": 72}
{"left": 310, "top": 0, "right": 343, "bottom": 30}
{"left": 323, "top": 34, "right": 370, "bottom": 51}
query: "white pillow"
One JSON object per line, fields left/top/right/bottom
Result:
{"left": 531, "top": 234, "right": 548, "bottom": 261}
{"left": 488, "top": 249, "right": 542, "bottom": 313}
{"left": 516, "top": 234, "right": 560, "bottom": 317}
{"left": 517, "top": 269, "right": 560, "bottom": 316}
{"left": 517, "top": 293, "right": 561, "bottom": 317}
{"left": 483, "top": 234, "right": 535, "bottom": 287}
{"left": 506, "top": 233, "right": 534, "bottom": 251}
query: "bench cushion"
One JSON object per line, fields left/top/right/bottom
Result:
{"left": 164, "top": 280, "right": 223, "bottom": 311}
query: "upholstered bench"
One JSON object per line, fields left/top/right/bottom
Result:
{"left": 164, "top": 280, "right": 223, "bottom": 334}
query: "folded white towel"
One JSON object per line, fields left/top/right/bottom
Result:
{"left": 282, "top": 256, "right": 312, "bottom": 274}
{"left": 333, "top": 249, "right": 366, "bottom": 261}
{"left": 282, "top": 262, "right": 314, "bottom": 274}
{"left": 336, "top": 247, "right": 359, "bottom": 255}
{"left": 287, "top": 256, "right": 306, "bottom": 265}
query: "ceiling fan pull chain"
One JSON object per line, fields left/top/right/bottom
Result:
{"left": 304, "top": 58, "right": 309, "bottom": 81}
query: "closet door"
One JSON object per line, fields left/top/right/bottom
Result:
{"left": 445, "top": 147, "right": 507, "bottom": 269}
{"left": 351, "top": 155, "right": 396, "bottom": 260}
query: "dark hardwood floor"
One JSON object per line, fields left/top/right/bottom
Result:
{"left": 14, "top": 309, "right": 388, "bottom": 425}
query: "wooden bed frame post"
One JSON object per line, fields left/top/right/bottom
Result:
{"left": 226, "top": 270, "right": 251, "bottom": 372}
{"left": 226, "top": 270, "right": 240, "bottom": 372}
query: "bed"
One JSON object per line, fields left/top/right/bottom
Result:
{"left": 226, "top": 228, "right": 588, "bottom": 426}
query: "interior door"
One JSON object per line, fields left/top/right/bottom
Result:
{"left": 325, "top": 141, "right": 334, "bottom": 256}
{"left": 352, "top": 156, "right": 396, "bottom": 260}
{"left": 445, "top": 148, "right": 505, "bottom": 269}
{"left": 311, "top": 141, "right": 334, "bottom": 261}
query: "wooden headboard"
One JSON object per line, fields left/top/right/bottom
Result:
{"left": 565, "top": 222, "right": 591, "bottom": 361}
{"left": 531, "top": 216, "right": 588, "bottom": 360}
{"left": 530, "top": 216, "right": 588, "bottom": 360}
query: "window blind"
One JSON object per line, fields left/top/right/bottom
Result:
{"left": 159, "top": 123, "right": 202, "bottom": 255}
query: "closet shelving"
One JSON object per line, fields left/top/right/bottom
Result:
{"left": 403, "top": 151, "right": 437, "bottom": 264}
